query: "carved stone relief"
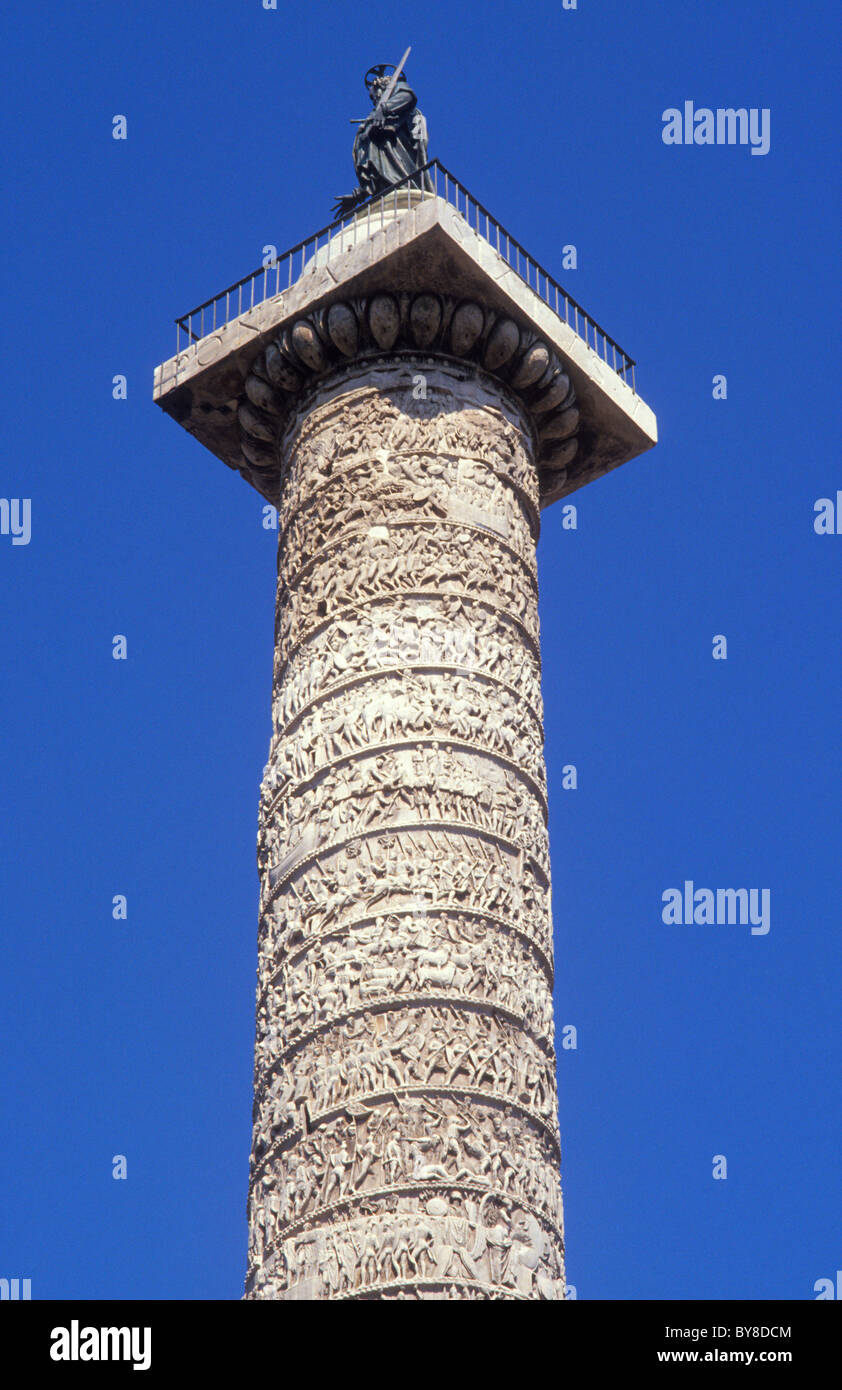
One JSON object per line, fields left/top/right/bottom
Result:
{"left": 235, "top": 292, "right": 579, "bottom": 510}
{"left": 246, "top": 351, "right": 566, "bottom": 1300}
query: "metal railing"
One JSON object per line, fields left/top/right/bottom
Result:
{"left": 174, "top": 160, "right": 637, "bottom": 391}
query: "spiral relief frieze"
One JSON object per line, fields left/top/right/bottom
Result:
{"left": 246, "top": 347, "right": 567, "bottom": 1300}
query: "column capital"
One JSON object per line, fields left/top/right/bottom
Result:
{"left": 154, "top": 194, "right": 657, "bottom": 514}
{"left": 238, "top": 292, "right": 578, "bottom": 512}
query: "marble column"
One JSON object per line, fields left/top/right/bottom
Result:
{"left": 243, "top": 299, "right": 573, "bottom": 1300}
{"left": 153, "top": 192, "right": 657, "bottom": 1300}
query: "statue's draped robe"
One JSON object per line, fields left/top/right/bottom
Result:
{"left": 353, "top": 79, "right": 430, "bottom": 196}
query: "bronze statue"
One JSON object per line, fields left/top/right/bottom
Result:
{"left": 333, "top": 52, "right": 431, "bottom": 219}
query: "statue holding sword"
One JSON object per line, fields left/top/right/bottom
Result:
{"left": 333, "top": 47, "right": 432, "bottom": 218}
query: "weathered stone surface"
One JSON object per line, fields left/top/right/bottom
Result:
{"left": 369, "top": 293, "right": 400, "bottom": 349}
{"left": 237, "top": 401, "right": 275, "bottom": 443}
{"left": 291, "top": 321, "right": 328, "bottom": 373}
{"left": 409, "top": 293, "right": 442, "bottom": 348}
{"left": 152, "top": 192, "right": 659, "bottom": 1302}
{"left": 152, "top": 194, "right": 657, "bottom": 510}
{"left": 543, "top": 437, "right": 579, "bottom": 472}
{"left": 483, "top": 317, "right": 520, "bottom": 371}
{"left": 448, "top": 301, "right": 484, "bottom": 356}
{"left": 265, "top": 341, "right": 303, "bottom": 392}
{"left": 245, "top": 375, "right": 283, "bottom": 414}
{"left": 532, "top": 373, "right": 570, "bottom": 414}
{"left": 326, "top": 302, "right": 360, "bottom": 357}
{"left": 540, "top": 407, "right": 579, "bottom": 442}
{"left": 510, "top": 343, "right": 549, "bottom": 390}
{"left": 236, "top": 291, "right": 585, "bottom": 502}
{"left": 245, "top": 357, "right": 565, "bottom": 1301}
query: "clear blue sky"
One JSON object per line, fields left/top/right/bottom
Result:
{"left": 1, "top": 0, "right": 839, "bottom": 1300}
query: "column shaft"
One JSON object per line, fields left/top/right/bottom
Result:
{"left": 246, "top": 354, "right": 565, "bottom": 1300}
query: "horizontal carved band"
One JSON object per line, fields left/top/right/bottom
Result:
{"left": 256, "top": 1183, "right": 565, "bottom": 1261}
{"left": 259, "top": 905, "right": 555, "bottom": 997}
